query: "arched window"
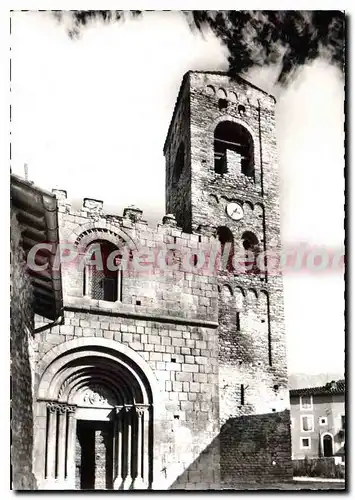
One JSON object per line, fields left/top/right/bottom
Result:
{"left": 214, "top": 121, "right": 254, "bottom": 177}
{"left": 172, "top": 142, "right": 185, "bottom": 187}
{"left": 84, "top": 240, "right": 121, "bottom": 302}
{"left": 242, "top": 231, "right": 260, "bottom": 274}
{"left": 217, "top": 226, "right": 234, "bottom": 272}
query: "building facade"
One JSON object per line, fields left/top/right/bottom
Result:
{"left": 290, "top": 380, "right": 345, "bottom": 461}
{"left": 13, "top": 71, "right": 292, "bottom": 490}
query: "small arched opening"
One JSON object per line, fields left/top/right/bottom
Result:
{"left": 214, "top": 121, "right": 254, "bottom": 177}
{"left": 217, "top": 226, "right": 234, "bottom": 272}
{"left": 242, "top": 231, "right": 260, "bottom": 275}
{"left": 172, "top": 142, "right": 185, "bottom": 187}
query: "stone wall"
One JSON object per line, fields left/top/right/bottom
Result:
{"left": 10, "top": 211, "right": 37, "bottom": 490}
{"left": 33, "top": 196, "right": 220, "bottom": 489}
{"left": 220, "top": 410, "right": 292, "bottom": 487}
{"left": 34, "top": 313, "right": 219, "bottom": 488}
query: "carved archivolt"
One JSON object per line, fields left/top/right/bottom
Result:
{"left": 80, "top": 384, "right": 117, "bottom": 408}
{"left": 74, "top": 227, "right": 125, "bottom": 247}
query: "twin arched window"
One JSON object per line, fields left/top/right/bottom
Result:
{"left": 84, "top": 240, "right": 122, "bottom": 302}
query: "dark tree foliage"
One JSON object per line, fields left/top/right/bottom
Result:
{"left": 58, "top": 10, "right": 345, "bottom": 84}
{"left": 53, "top": 10, "right": 142, "bottom": 39}
{"left": 191, "top": 10, "right": 345, "bottom": 83}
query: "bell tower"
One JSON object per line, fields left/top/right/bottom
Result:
{"left": 164, "top": 71, "right": 292, "bottom": 486}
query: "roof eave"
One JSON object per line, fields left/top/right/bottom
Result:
{"left": 11, "top": 174, "right": 63, "bottom": 321}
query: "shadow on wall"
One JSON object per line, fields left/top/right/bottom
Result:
{"left": 10, "top": 214, "right": 38, "bottom": 490}
{"left": 170, "top": 432, "right": 221, "bottom": 490}
{"left": 170, "top": 410, "right": 292, "bottom": 490}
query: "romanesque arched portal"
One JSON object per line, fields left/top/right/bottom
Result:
{"left": 34, "top": 339, "right": 156, "bottom": 490}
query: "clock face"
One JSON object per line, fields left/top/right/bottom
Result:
{"left": 226, "top": 202, "right": 244, "bottom": 221}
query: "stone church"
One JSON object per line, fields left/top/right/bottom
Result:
{"left": 11, "top": 71, "right": 292, "bottom": 490}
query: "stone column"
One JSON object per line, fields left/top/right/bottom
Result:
{"left": 66, "top": 406, "right": 77, "bottom": 489}
{"left": 113, "top": 408, "right": 123, "bottom": 489}
{"left": 46, "top": 403, "right": 58, "bottom": 484}
{"left": 122, "top": 406, "right": 132, "bottom": 490}
{"left": 133, "top": 406, "right": 147, "bottom": 490}
{"left": 33, "top": 401, "right": 48, "bottom": 488}
{"left": 143, "top": 406, "right": 150, "bottom": 488}
{"left": 57, "top": 406, "right": 67, "bottom": 485}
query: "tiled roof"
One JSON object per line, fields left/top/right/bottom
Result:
{"left": 290, "top": 379, "right": 345, "bottom": 396}
{"left": 11, "top": 174, "right": 63, "bottom": 320}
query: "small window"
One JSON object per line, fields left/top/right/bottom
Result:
{"left": 172, "top": 142, "right": 185, "bottom": 187}
{"left": 240, "top": 384, "right": 245, "bottom": 405}
{"left": 300, "top": 395, "right": 313, "bottom": 410}
{"left": 301, "top": 437, "right": 311, "bottom": 449}
{"left": 301, "top": 415, "right": 314, "bottom": 432}
{"left": 218, "top": 98, "right": 228, "bottom": 111}
{"left": 341, "top": 415, "right": 345, "bottom": 430}
{"left": 319, "top": 416, "right": 327, "bottom": 426}
{"left": 236, "top": 312, "right": 241, "bottom": 331}
{"left": 238, "top": 104, "right": 246, "bottom": 116}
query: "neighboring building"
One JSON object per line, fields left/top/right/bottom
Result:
{"left": 10, "top": 174, "right": 63, "bottom": 489}
{"left": 11, "top": 71, "right": 292, "bottom": 490}
{"left": 290, "top": 380, "right": 345, "bottom": 461}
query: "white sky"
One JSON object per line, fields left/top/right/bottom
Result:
{"left": 10, "top": 11, "right": 345, "bottom": 375}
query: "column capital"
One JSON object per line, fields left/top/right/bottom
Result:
{"left": 135, "top": 405, "right": 148, "bottom": 417}
{"left": 115, "top": 405, "right": 124, "bottom": 415}
{"left": 47, "top": 402, "right": 77, "bottom": 414}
